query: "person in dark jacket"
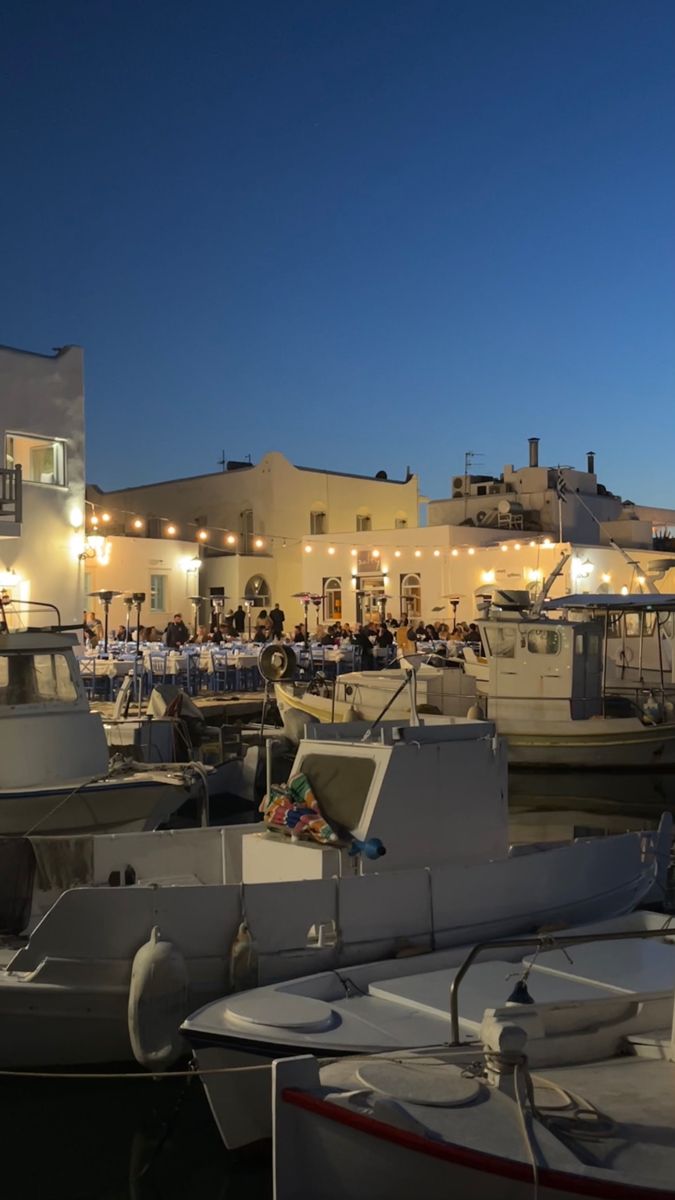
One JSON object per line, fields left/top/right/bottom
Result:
{"left": 270, "top": 603, "right": 285, "bottom": 635}
{"left": 233, "top": 605, "right": 246, "bottom": 634}
{"left": 165, "top": 613, "right": 190, "bottom": 647}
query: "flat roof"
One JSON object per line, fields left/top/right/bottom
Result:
{"left": 90, "top": 455, "right": 413, "bottom": 494}
{"left": 545, "top": 593, "right": 675, "bottom": 612}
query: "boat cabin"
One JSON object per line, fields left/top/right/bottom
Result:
{"left": 241, "top": 718, "right": 507, "bottom": 880}
{"left": 0, "top": 628, "right": 110, "bottom": 788}
{"left": 478, "top": 592, "right": 675, "bottom": 725}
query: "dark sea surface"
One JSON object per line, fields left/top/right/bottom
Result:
{"left": 4, "top": 771, "right": 674, "bottom": 1199}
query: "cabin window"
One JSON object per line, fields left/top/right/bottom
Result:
{"left": 0, "top": 652, "right": 77, "bottom": 705}
{"left": 490, "top": 627, "right": 516, "bottom": 658}
{"left": 527, "top": 629, "right": 560, "bottom": 655}
{"left": 299, "top": 754, "right": 375, "bottom": 831}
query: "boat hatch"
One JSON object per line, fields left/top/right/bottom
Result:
{"left": 0, "top": 651, "right": 78, "bottom": 707}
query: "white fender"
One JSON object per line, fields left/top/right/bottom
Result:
{"left": 128, "top": 926, "right": 189, "bottom": 1069}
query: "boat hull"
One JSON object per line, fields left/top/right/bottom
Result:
{"left": 0, "top": 776, "right": 192, "bottom": 835}
{"left": 501, "top": 722, "right": 675, "bottom": 769}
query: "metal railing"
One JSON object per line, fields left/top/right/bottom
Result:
{"left": 0, "top": 465, "right": 22, "bottom": 523}
{"left": 448, "top": 923, "right": 674, "bottom": 1045}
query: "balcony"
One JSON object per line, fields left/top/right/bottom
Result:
{"left": 0, "top": 466, "right": 22, "bottom": 534}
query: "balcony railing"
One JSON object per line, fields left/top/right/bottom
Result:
{"left": 0, "top": 465, "right": 22, "bottom": 524}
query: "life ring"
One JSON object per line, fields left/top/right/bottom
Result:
{"left": 615, "top": 646, "right": 634, "bottom": 667}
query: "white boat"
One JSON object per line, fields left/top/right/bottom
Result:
{"left": 272, "top": 920, "right": 675, "bottom": 1199}
{"left": 0, "top": 624, "right": 202, "bottom": 835}
{"left": 278, "top": 591, "right": 675, "bottom": 769}
{"left": 275, "top": 654, "right": 475, "bottom": 737}
{"left": 0, "top": 716, "right": 664, "bottom": 1072}
{"left": 181, "top": 823, "right": 671, "bottom": 1150}
{"left": 470, "top": 592, "right": 675, "bottom": 768}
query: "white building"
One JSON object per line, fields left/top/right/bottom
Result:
{"left": 428, "top": 437, "right": 656, "bottom": 548}
{"left": 0, "top": 344, "right": 86, "bottom": 624}
{"left": 87, "top": 452, "right": 419, "bottom": 631}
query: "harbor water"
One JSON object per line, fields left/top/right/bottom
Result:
{"left": 4, "top": 770, "right": 674, "bottom": 1199}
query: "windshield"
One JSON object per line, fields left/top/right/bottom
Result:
{"left": 0, "top": 652, "right": 78, "bottom": 706}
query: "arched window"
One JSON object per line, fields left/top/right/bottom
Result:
{"left": 400, "top": 572, "right": 421, "bottom": 619}
{"left": 244, "top": 575, "right": 270, "bottom": 609}
{"left": 323, "top": 577, "right": 342, "bottom": 621}
{"left": 356, "top": 512, "right": 371, "bottom": 532}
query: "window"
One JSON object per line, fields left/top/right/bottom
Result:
{"left": 310, "top": 511, "right": 326, "bottom": 535}
{"left": 400, "top": 573, "right": 421, "bottom": 619}
{"left": 150, "top": 574, "right": 167, "bottom": 612}
{"left": 491, "top": 627, "right": 516, "bottom": 658}
{"left": 0, "top": 652, "right": 77, "bottom": 706}
{"left": 324, "top": 577, "right": 342, "bottom": 621}
{"left": 527, "top": 628, "right": 560, "bottom": 655}
{"left": 356, "top": 514, "right": 372, "bottom": 532}
{"left": 244, "top": 575, "right": 270, "bottom": 608}
{"left": 394, "top": 517, "right": 408, "bottom": 529}
{"left": 6, "top": 433, "right": 66, "bottom": 486}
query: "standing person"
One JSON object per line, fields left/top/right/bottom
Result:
{"left": 233, "top": 605, "right": 246, "bottom": 635}
{"left": 270, "top": 603, "right": 285, "bottom": 636}
{"left": 165, "top": 613, "right": 189, "bottom": 648}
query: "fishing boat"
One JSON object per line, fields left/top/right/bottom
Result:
{"left": 0, "top": 602, "right": 204, "bottom": 835}
{"left": 272, "top": 920, "right": 675, "bottom": 1199}
{"left": 469, "top": 592, "right": 675, "bottom": 768}
{"left": 0, "top": 717, "right": 665, "bottom": 1071}
{"left": 181, "top": 815, "right": 671, "bottom": 1150}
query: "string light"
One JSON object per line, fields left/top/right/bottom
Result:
{"left": 433, "top": 549, "right": 440, "bottom": 557}
{"left": 101, "top": 512, "right": 111, "bottom": 523}
{"left": 197, "top": 529, "right": 208, "bottom": 541}
{"left": 372, "top": 549, "right": 380, "bottom": 557}
{"left": 132, "top": 518, "right": 143, "bottom": 530}
{"left": 304, "top": 545, "right": 312, "bottom": 553}
{"left": 350, "top": 548, "right": 357, "bottom": 557}
{"left": 467, "top": 548, "right": 475, "bottom": 556}
{"left": 91, "top": 515, "right": 99, "bottom": 528}
{"left": 514, "top": 543, "right": 521, "bottom": 550}
{"left": 500, "top": 544, "right": 508, "bottom": 552}
{"left": 226, "top": 534, "right": 236, "bottom": 545}
{"left": 254, "top": 537, "right": 264, "bottom": 549}
{"left": 394, "top": 550, "right": 401, "bottom": 558}
{"left": 166, "top": 525, "right": 177, "bottom": 536}
{"left": 451, "top": 548, "right": 459, "bottom": 557}
{"left": 328, "top": 546, "right": 336, "bottom": 555}
{"left": 414, "top": 549, "right": 422, "bottom": 558}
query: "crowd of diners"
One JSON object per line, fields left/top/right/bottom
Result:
{"left": 83, "top": 605, "right": 482, "bottom": 666}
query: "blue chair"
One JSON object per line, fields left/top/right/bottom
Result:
{"left": 211, "top": 651, "right": 229, "bottom": 693}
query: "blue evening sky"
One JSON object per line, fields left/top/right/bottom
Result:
{"left": 1, "top": 0, "right": 673, "bottom": 504}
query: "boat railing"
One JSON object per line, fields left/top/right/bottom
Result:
{"left": 448, "top": 923, "right": 674, "bottom": 1045}
{"left": 0, "top": 598, "right": 81, "bottom": 632}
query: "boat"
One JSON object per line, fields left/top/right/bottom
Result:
{"left": 0, "top": 715, "right": 665, "bottom": 1072}
{"left": 275, "top": 652, "right": 475, "bottom": 739}
{"left": 469, "top": 592, "right": 675, "bottom": 768}
{"left": 277, "top": 591, "right": 675, "bottom": 769}
{"left": 0, "top": 605, "right": 205, "bottom": 835}
{"left": 272, "top": 920, "right": 675, "bottom": 1199}
{"left": 181, "top": 819, "right": 671, "bottom": 1150}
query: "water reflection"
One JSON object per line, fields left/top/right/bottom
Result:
{"left": 1, "top": 1073, "right": 271, "bottom": 1200}
{"left": 509, "top": 768, "right": 675, "bottom": 842}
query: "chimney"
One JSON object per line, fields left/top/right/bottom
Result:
{"left": 587, "top": 450, "right": 595, "bottom": 475}
{"left": 528, "top": 437, "right": 540, "bottom": 468}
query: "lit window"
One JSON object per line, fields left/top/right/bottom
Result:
{"left": 6, "top": 433, "right": 66, "bottom": 486}
{"left": 401, "top": 573, "right": 421, "bottom": 619}
{"left": 324, "top": 577, "right": 342, "bottom": 620}
{"left": 150, "top": 574, "right": 167, "bottom": 612}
